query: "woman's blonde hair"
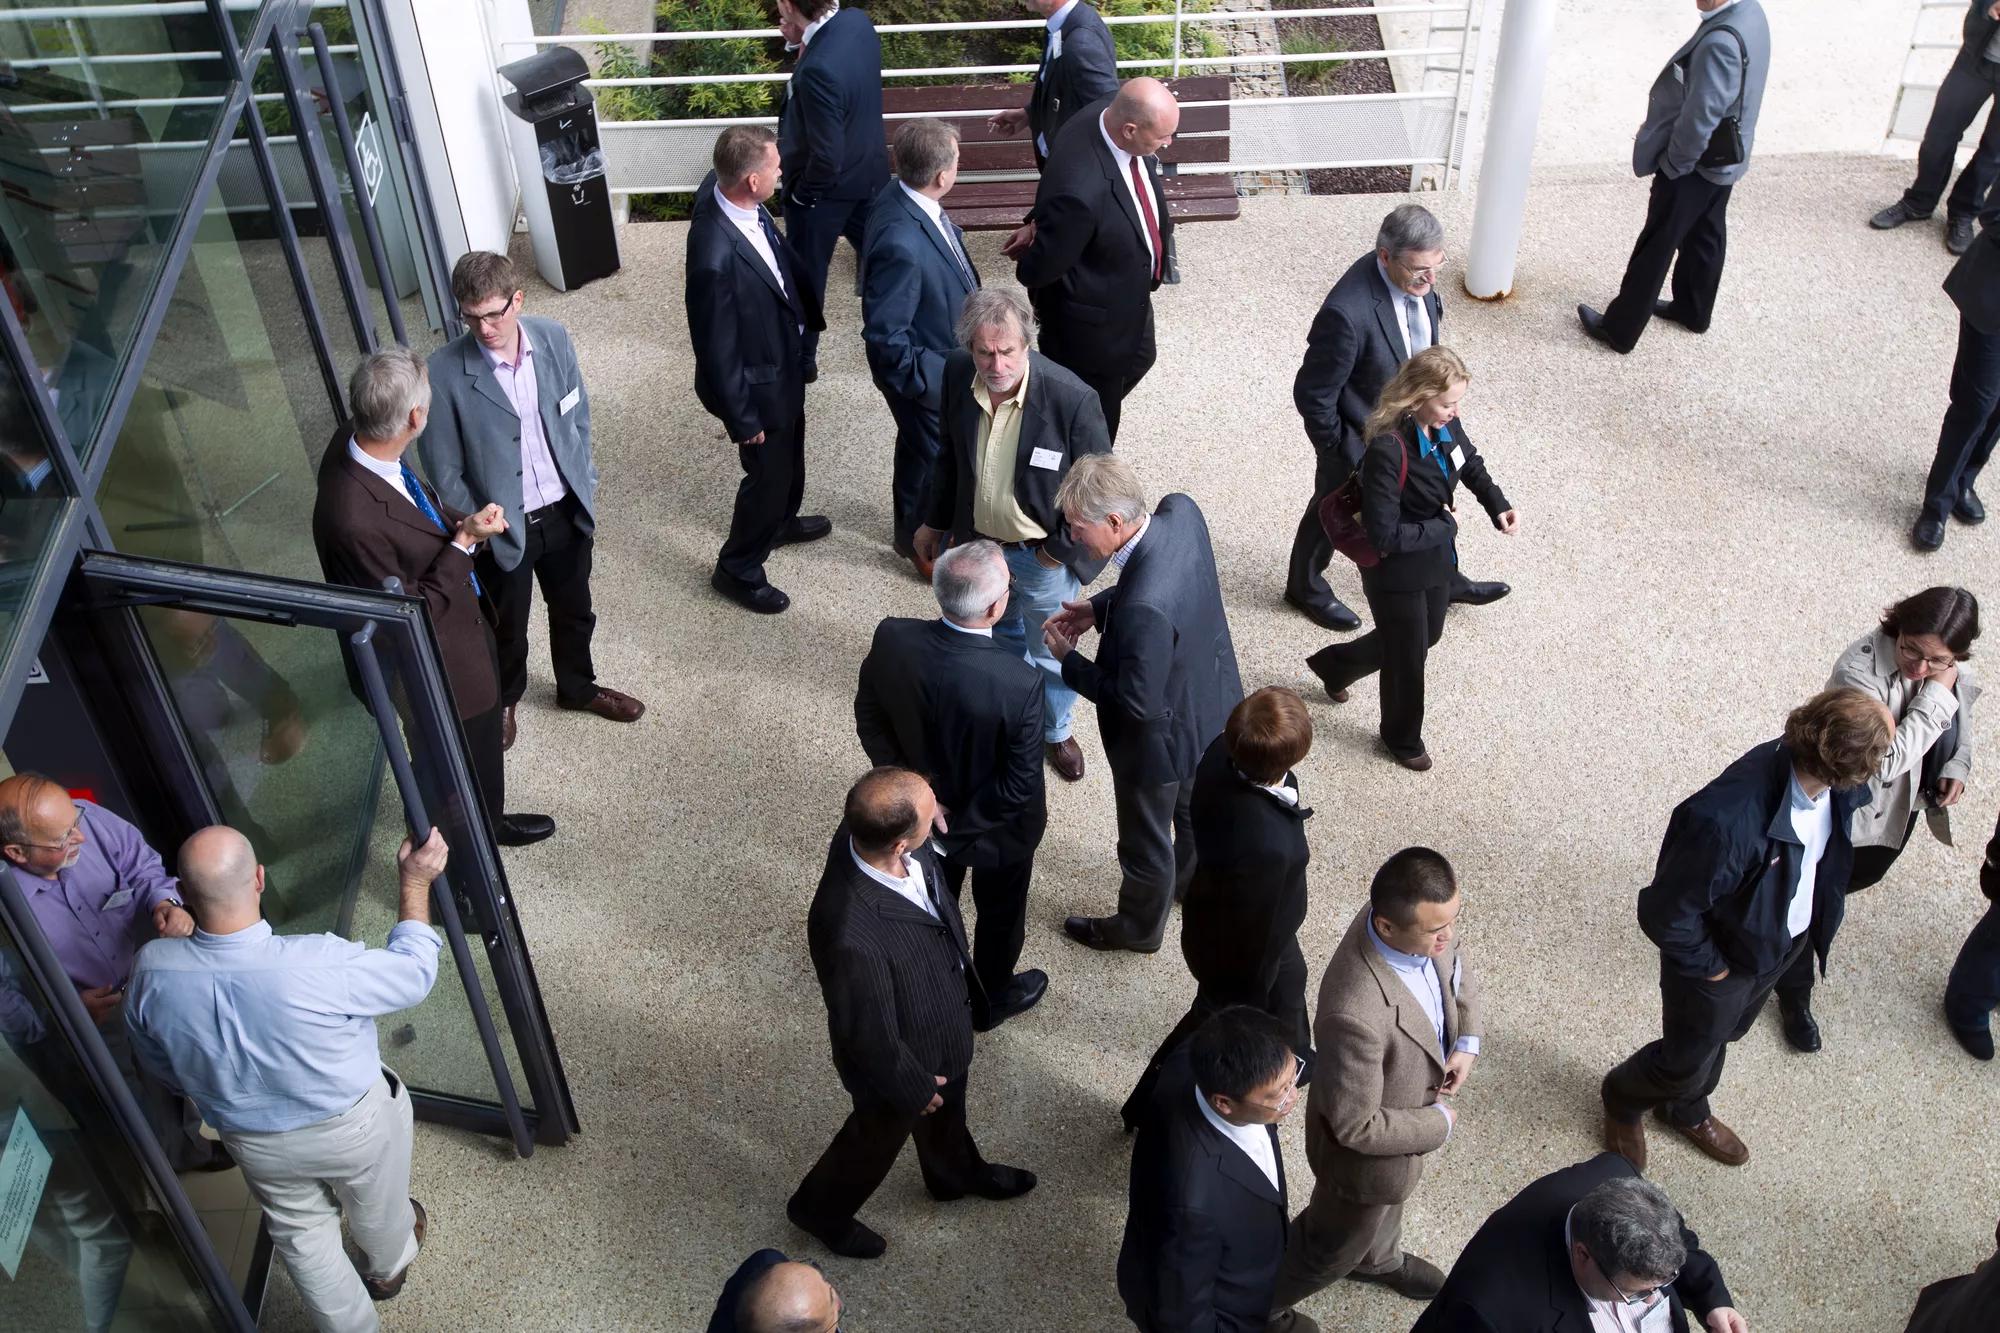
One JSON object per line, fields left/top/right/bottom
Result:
{"left": 1363, "top": 345, "right": 1470, "bottom": 443}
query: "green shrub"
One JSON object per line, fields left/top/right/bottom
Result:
{"left": 586, "top": 19, "right": 669, "bottom": 122}
{"left": 1280, "top": 29, "right": 1349, "bottom": 90}
{"left": 649, "top": 0, "right": 777, "bottom": 118}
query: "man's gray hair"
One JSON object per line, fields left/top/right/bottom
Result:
{"left": 932, "top": 538, "right": 1010, "bottom": 623}
{"left": 1375, "top": 203, "right": 1445, "bottom": 259}
{"left": 348, "top": 346, "right": 430, "bottom": 441}
{"left": 956, "top": 285, "right": 1035, "bottom": 348}
{"left": 894, "top": 117, "right": 960, "bottom": 190}
{"left": 1053, "top": 453, "right": 1147, "bottom": 526}
{"left": 1572, "top": 1177, "right": 1689, "bottom": 1285}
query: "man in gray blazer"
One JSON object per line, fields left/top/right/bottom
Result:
{"left": 419, "top": 252, "right": 644, "bottom": 750}
{"left": 1579, "top": 0, "right": 1769, "bottom": 354}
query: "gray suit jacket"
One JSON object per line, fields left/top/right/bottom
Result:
{"left": 1632, "top": 0, "right": 1769, "bottom": 186}
{"left": 418, "top": 314, "right": 598, "bottom": 572}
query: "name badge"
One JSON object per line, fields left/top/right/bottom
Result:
{"left": 103, "top": 888, "right": 134, "bottom": 912}
{"left": 559, "top": 387, "right": 581, "bottom": 415}
{"left": 1029, "top": 447, "right": 1063, "bottom": 471}
{"left": 1637, "top": 1297, "right": 1674, "bottom": 1333}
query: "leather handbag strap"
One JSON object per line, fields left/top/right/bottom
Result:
{"left": 1689, "top": 22, "right": 1749, "bottom": 120}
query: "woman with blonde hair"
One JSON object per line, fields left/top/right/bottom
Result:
{"left": 1306, "top": 346, "right": 1519, "bottom": 770}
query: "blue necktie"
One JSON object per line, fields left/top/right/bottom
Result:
{"left": 757, "top": 209, "right": 789, "bottom": 292}
{"left": 400, "top": 461, "right": 482, "bottom": 596}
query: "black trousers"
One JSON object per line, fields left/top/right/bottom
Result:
{"left": 1922, "top": 315, "right": 2000, "bottom": 524}
{"left": 882, "top": 392, "right": 943, "bottom": 550}
{"left": 460, "top": 703, "right": 506, "bottom": 827}
{"left": 1307, "top": 576, "right": 1449, "bottom": 760}
{"left": 1946, "top": 899, "right": 2000, "bottom": 1031}
{"left": 479, "top": 495, "right": 596, "bottom": 709}
{"left": 1601, "top": 170, "right": 1734, "bottom": 351}
{"left": 1905, "top": 57, "right": 2000, "bottom": 225}
{"left": 1602, "top": 936, "right": 1806, "bottom": 1129}
{"left": 1039, "top": 310, "right": 1155, "bottom": 444}
{"left": 1111, "top": 774, "right": 1196, "bottom": 946}
{"left": 788, "top": 1073, "right": 987, "bottom": 1232}
{"left": 784, "top": 194, "right": 869, "bottom": 363}
{"left": 1774, "top": 827, "right": 1911, "bottom": 1003}
{"left": 938, "top": 853, "right": 1035, "bottom": 1003}
{"left": 716, "top": 414, "right": 806, "bottom": 588}
{"left": 1118, "top": 938, "right": 1312, "bottom": 1128}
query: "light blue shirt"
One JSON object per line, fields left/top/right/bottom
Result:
{"left": 1110, "top": 513, "right": 1150, "bottom": 569}
{"left": 124, "top": 918, "right": 442, "bottom": 1133}
{"left": 1365, "top": 916, "right": 1480, "bottom": 1060}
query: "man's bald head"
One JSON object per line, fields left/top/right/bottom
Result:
{"left": 737, "top": 1260, "right": 840, "bottom": 1333}
{"left": 177, "top": 826, "right": 260, "bottom": 924}
{"left": 843, "top": 766, "right": 934, "bottom": 857}
{"left": 1106, "top": 77, "right": 1181, "bottom": 154}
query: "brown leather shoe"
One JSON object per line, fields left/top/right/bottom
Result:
{"left": 1659, "top": 1111, "right": 1748, "bottom": 1166}
{"left": 1353, "top": 1253, "right": 1445, "bottom": 1301}
{"left": 1047, "top": 737, "right": 1084, "bottom": 782}
{"left": 1603, "top": 1114, "right": 1647, "bottom": 1173}
{"left": 558, "top": 686, "right": 645, "bottom": 723}
{"left": 500, "top": 705, "right": 517, "bottom": 751}
{"left": 1394, "top": 750, "right": 1433, "bottom": 772}
{"left": 362, "top": 1198, "right": 426, "bottom": 1300}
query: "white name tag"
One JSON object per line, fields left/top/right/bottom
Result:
{"left": 559, "top": 387, "right": 580, "bottom": 415}
{"left": 103, "top": 888, "right": 134, "bottom": 912}
{"left": 1029, "top": 447, "right": 1063, "bottom": 470}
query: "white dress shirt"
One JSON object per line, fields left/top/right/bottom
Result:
{"left": 1097, "top": 112, "right": 1161, "bottom": 273}
{"left": 480, "top": 325, "right": 568, "bottom": 512}
{"left": 1375, "top": 258, "right": 1432, "bottom": 357}
{"left": 941, "top": 617, "right": 993, "bottom": 638}
{"left": 713, "top": 185, "right": 786, "bottom": 292}
{"left": 1194, "top": 1083, "right": 1280, "bottom": 1191}
{"left": 348, "top": 440, "right": 475, "bottom": 554}
{"left": 1785, "top": 770, "right": 1834, "bottom": 939}
{"left": 799, "top": 6, "right": 835, "bottom": 47}
{"left": 1110, "top": 513, "right": 1150, "bottom": 569}
{"left": 1251, "top": 773, "right": 1299, "bottom": 807}
{"left": 848, "top": 840, "right": 938, "bottom": 920}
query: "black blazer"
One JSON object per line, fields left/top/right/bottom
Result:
{"left": 929, "top": 349, "right": 1113, "bottom": 580}
{"left": 1062, "top": 495, "right": 1244, "bottom": 786}
{"left": 1358, "top": 415, "right": 1509, "bottom": 594}
{"left": 1179, "top": 736, "right": 1311, "bottom": 1002}
{"left": 684, "top": 172, "right": 825, "bottom": 445}
{"left": 853, "top": 617, "right": 1047, "bottom": 868}
{"left": 1945, "top": 218, "right": 2000, "bottom": 336}
{"left": 807, "top": 827, "right": 977, "bottom": 1117}
{"left": 1027, "top": 2, "right": 1120, "bottom": 168}
{"left": 860, "top": 180, "right": 979, "bottom": 410}
{"left": 1413, "top": 1153, "right": 1734, "bottom": 1333}
{"left": 1117, "top": 1050, "right": 1289, "bottom": 1332}
{"left": 776, "top": 7, "right": 890, "bottom": 207}
{"left": 1016, "top": 98, "right": 1175, "bottom": 379}
{"left": 1294, "top": 252, "right": 1443, "bottom": 481}
{"left": 1638, "top": 739, "right": 1869, "bottom": 982}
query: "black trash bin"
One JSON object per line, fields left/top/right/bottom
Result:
{"left": 496, "top": 47, "right": 619, "bottom": 292}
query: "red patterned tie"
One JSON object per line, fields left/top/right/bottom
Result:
{"left": 1129, "top": 156, "right": 1162, "bottom": 283}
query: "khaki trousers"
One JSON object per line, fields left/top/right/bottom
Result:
{"left": 1268, "top": 1178, "right": 1404, "bottom": 1314}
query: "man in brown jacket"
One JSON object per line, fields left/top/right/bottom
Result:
{"left": 1266, "top": 847, "right": 1482, "bottom": 1329}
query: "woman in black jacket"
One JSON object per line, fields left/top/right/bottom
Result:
{"left": 1307, "top": 346, "right": 1519, "bottom": 770}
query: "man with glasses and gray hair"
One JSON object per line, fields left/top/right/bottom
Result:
{"left": 1414, "top": 1154, "right": 1746, "bottom": 1333}
{"left": 914, "top": 284, "right": 1111, "bottom": 784}
{"left": 853, "top": 539, "right": 1050, "bottom": 1029}
{"left": 1287, "top": 203, "right": 1508, "bottom": 634}
{"left": 1042, "top": 454, "right": 1243, "bottom": 953}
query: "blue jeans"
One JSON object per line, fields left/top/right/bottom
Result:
{"left": 993, "top": 544, "right": 1079, "bottom": 743}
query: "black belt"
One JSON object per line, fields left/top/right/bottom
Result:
{"left": 524, "top": 496, "right": 569, "bottom": 525}
{"left": 981, "top": 536, "right": 1039, "bottom": 550}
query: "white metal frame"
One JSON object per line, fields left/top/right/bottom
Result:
{"left": 1889, "top": 0, "right": 1971, "bottom": 143}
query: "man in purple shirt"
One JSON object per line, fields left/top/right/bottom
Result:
{"left": 0, "top": 772, "right": 230, "bottom": 1170}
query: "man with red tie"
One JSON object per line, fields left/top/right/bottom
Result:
{"left": 1004, "top": 78, "right": 1180, "bottom": 443}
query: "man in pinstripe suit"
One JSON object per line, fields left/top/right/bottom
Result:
{"left": 786, "top": 768, "right": 1037, "bottom": 1259}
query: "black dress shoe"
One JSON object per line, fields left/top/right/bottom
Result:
{"left": 1778, "top": 993, "right": 1822, "bottom": 1053}
{"left": 786, "top": 1199, "right": 886, "bottom": 1259}
{"left": 1577, "top": 304, "right": 1627, "bottom": 353}
{"left": 1304, "top": 652, "right": 1350, "bottom": 704}
{"left": 710, "top": 569, "right": 791, "bottom": 613}
{"left": 974, "top": 969, "right": 1048, "bottom": 1032}
{"left": 1870, "top": 199, "right": 1926, "bottom": 229}
{"left": 495, "top": 814, "right": 555, "bottom": 847}
{"left": 1912, "top": 515, "right": 1947, "bottom": 552}
{"left": 1284, "top": 589, "right": 1362, "bottom": 632}
{"left": 1948, "top": 215, "right": 1976, "bottom": 255}
{"left": 1950, "top": 1020, "right": 1995, "bottom": 1061}
{"left": 968, "top": 1164, "right": 1037, "bottom": 1200}
{"left": 774, "top": 515, "right": 832, "bottom": 547}
{"left": 1955, "top": 488, "right": 1986, "bottom": 524}
{"left": 1063, "top": 914, "right": 1160, "bottom": 954}
{"left": 1448, "top": 580, "right": 1510, "bottom": 607}
{"left": 1652, "top": 300, "right": 1706, "bottom": 332}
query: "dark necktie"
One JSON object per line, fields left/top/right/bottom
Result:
{"left": 755, "top": 208, "right": 789, "bottom": 293}
{"left": 400, "top": 461, "right": 482, "bottom": 596}
{"left": 1129, "top": 156, "right": 1162, "bottom": 283}
{"left": 942, "top": 220, "right": 975, "bottom": 286}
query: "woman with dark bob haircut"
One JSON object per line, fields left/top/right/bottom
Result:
{"left": 1770, "top": 587, "right": 1979, "bottom": 1055}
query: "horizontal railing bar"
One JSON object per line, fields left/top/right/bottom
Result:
{"left": 589, "top": 47, "right": 1460, "bottom": 88}
{"left": 7, "top": 92, "right": 291, "bottom": 112}
{"left": 0, "top": 0, "right": 337, "bottom": 18}
{"left": 605, "top": 155, "right": 1453, "bottom": 195}
{"left": 17, "top": 44, "right": 357, "bottom": 68}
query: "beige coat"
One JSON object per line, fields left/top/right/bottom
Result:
{"left": 1301, "top": 905, "right": 1483, "bottom": 1207}
{"left": 1828, "top": 629, "right": 1977, "bottom": 849}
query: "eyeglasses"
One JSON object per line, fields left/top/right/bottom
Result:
{"left": 1593, "top": 1252, "right": 1675, "bottom": 1308}
{"left": 458, "top": 300, "right": 516, "bottom": 327}
{"left": 1241, "top": 1055, "right": 1307, "bottom": 1115}
{"left": 13, "top": 802, "right": 84, "bottom": 851}
{"left": 1895, "top": 638, "right": 1956, "bottom": 672}
{"left": 1396, "top": 256, "right": 1447, "bottom": 281}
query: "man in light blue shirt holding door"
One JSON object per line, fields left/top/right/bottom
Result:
{"left": 125, "top": 824, "right": 449, "bottom": 1333}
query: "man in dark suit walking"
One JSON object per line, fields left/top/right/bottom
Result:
{"left": 988, "top": 1, "right": 1122, "bottom": 170}
{"left": 787, "top": 768, "right": 1036, "bottom": 1260}
{"left": 1118, "top": 1007, "right": 1313, "bottom": 1333}
{"left": 861, "top": 118, "right": 979, "bottom": 578}
{"left": 686, "top": 125, "right": 832, "bottom": 616}
{"left": 853, "top": 540, "right": 1049, "bottom": 1030}
{"left": 1286, "top": 204, "right": 1509, "bottom": 632}
{"left": 775, "top": 0, "right": 890, "bottom": 375}
{"left": 1579, "top": 0, "right": 1770, "bottom": 354}
{"left": 1600, "top": 688, "right": 1893, "bottom": 1171}
{"left": 914, "top": 286, "right": 1112, "bottom": 785}
{"left": 1869, "top": 2, "right": 2000, "bottom": 256}
{"left": 1915, "top": 220, "right": 2000, "bottom": 551}
{"left": 1006, "top": 78, "right": 1179, "bottom": 442}
{"left": 1043, "top": 454, "right": 1244, "bottom": 953}
{"left": 417, "top": 250, "right": 643, "bottom": 749}
{"left": 1413, "top": 1154, "right": 1746, "bottom": 1333}
{"left": 311, "top": 348, "right": 554, "bottom": 846}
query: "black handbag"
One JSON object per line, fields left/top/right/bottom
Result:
{"left": 1694, "top": 23, "right": 1749, "bottom": 170}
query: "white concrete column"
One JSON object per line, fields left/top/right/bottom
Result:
{"left": 1463, "top": 0, "right": 1557, "bottom": 300}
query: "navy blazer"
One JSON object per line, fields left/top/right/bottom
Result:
{"left": 1945, "top": 219, "right": 2000, "bottom": 336}
{"left": 1639, "top": 740, "right": 1869, "bottom": 982}
{"left": 778, "top": 7, "right": 891, "bottom": 206}
{"left": 1294, "top": 251, "right": 1443, "bottom": 482}
{"left": 860, "top": 180, "right": 979, "bottom": 409}
{"left": 684, "top": 172, "right": 825, "bottom": 444}
{"left": 1028, "top": 2, "right": 1120, "bottom": 166}
{"left": 1063, "top": 495, "right": 1244, "bottom": 786}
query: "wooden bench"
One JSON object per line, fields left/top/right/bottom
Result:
{"left": 879, "top": 75, "right": 1238, "bottom": 231}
